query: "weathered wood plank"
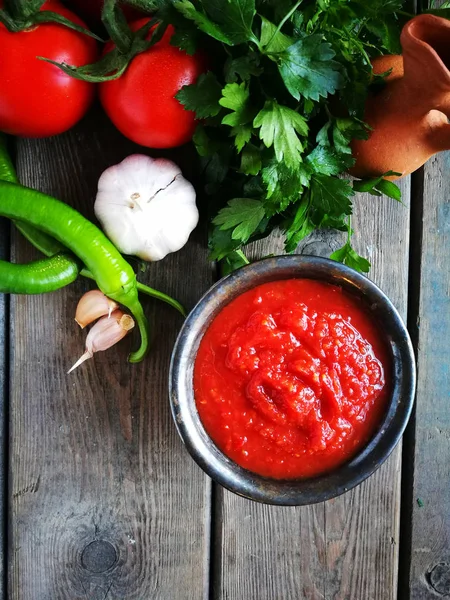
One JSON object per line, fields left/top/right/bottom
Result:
{"left": 8, "top": 110, "right": 212, "bottom": 599}
{"left": 214, "top": 179, "right": 411, "bottom": 599}
{"left": 0, "top": 217, "right": 8, "bottom": 600}
{"left": 407, "top": 151, "right": 450, "bottom": 599}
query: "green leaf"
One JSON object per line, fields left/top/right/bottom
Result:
{"left": 310, "top": 174, "right": 354, "bottom": 218}
{"left": 219, "top": 249, "right": 250, "bottom": 276}
{"left": 213, "top": 198, "right": 265, "bottom": 243}
{"left": 173, "top": 0, "right": 235, "bottom": 43}
{"left": 219, "top": 82, "right": 253, "bottom": 126}
{"left": 202, "top": 148, "right": 232, "bottom": 184}
{"left": 332, "top": 118, "right": 369, "bottom": 154}
{"left": 202, "top": 0, "right": 256, "bottom": 44}
{"left": 169, "top": 23, "right": 200, "bottom": 54}
{"left": 277, "top": 35, "right": 343, "bottom": 101}
{"left": 224, "top": 52, "right": 262, "bottom": 82}
{"left": 316, "top": 121, "right": 332, "bottom": 146}
{"left": 219, "top": 83, "right": 255, "bottom": 150}
{"left": 375, "top": 178, "right": 402, "bottom": 201}
{"left": 261, "top": 160, "right": 310, "bottom": 214}
{"left": 174, "top": 0, "right": 256, "bottom": 45}
{"left": 353, "top": 172, "right": 402, "bottom": 201}
{"left": 232, "top": 125, "right": 252, "bottom": 152}
{"left": 259, "top": 15, "right": 293, "bottom": 53}
{"left": 365, "top": 17, "right": 402, "bottom": 54}
{"left": 240, "top": 144, "right": 262, "bottom": 175}
{"left": 193, "top": 125, "right": 214, "bottom": 157}
{"left": 176, "top": 72, "right": 223, "bottom": 118}
{"left": 208, "top": 225, "right": 241, "bottom": 260}
{"left": 254, "top": 100, "right": 308, "bottom": 169}
{"left": 306, "top": 145, "right": 355, "bottom": 176}
{"left": 284, "top": 195, "right": 315, "bottom": 253}
{"left": 330, "top": 242, "right": 370, "bottom": 273}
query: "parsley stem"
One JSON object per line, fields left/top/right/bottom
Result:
{"left": 264, "top": 0, "right": 303, "bottom": 51}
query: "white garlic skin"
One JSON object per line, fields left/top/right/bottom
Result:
{"left": 94, "top": 154, "right": 199, "bottom": 262}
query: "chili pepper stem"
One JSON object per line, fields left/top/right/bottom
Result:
{"left": 125, "top": 301, "right": 150, "bottom": 363}
{"left": 81, "top": 268, "right": 186, "bottom": 317}
{"left": 136, "top": 281, "right": 186, "bottom": 317}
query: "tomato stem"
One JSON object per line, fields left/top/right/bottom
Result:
{"left": 0, "top": 0, "right": 102, "bottom": 38}
{"left": 46, "top": 3, "right": 168, "bottom": 83}
{"left": 102, "top": 0, "right": 133, "bottom": 54}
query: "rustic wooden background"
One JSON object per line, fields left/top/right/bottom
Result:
{"left": 0, "top": 104, "right": 449, "bottom": 598}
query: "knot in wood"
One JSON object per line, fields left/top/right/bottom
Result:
{"left": 81, "top": 540, "right": 118, "bottom": 573}
{"left": 428, "top": 563, "right": 450, "bottom": 595}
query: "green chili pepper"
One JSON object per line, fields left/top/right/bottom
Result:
{"left": 0, "top": 253, "right": 80, "bottom": 294}
{"left": 0, "top": 133, "right": 65, "bottom": 253}
{"left": 0, "top": 134, "right": 186, "bottom": 317}
{"left": 0, "top": 180, "right": 149, "bottom": 363}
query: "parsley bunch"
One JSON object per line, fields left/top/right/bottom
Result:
{"left": 163, "top": 0, "right": 406, "bottom": 272}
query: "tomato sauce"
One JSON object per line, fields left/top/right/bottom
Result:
{"left": 193, "top": 279, "right": 390, "bottom": 479}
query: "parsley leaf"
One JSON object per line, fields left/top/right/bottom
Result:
{"left": 224, "top": 52, "right": 262, "bottom": 82}
{"left": 219, "top": 249, "right": 250, "bottom": 276}
{"left": 192, "top": 125, "right": 212, "bottom": 156}
{"left": 232, "top": 126, "right": 253, "bottom": 152}
{"left": 330, "top": 242, "right": 371, "bottom": 273}
{"left": 332, "top": 118, "right": 370, "bottom": 154}
{"left": 262, "top": 160, "right": 310, "bottom": 214}
{"left": 164, "top": 4, "right": 201, "bottom": 54}
{"left": 219, "top": 82, "right": 252, "bottom": 126}
{"left": 213, "top": 198, "right": 265, "bottom": 242}
{"left": 310, "top": 174, "right": 354, "bottom": 218}
{"left": 174, "top": 0, "right": 256, "bottom": 45}
{"left": 283, "top": 195, "right": 314, "bottom": 253}
{"left": 208, "top": 226, "right": 241, "bottom": 261}
{"left": 173, "top": 0, "right": 235, "bottom": 44}
{"left": 254, "top": 101, "right": 308, "bottom": 169}
{"left": 353, "top": 172, "right": 402, "bottom": 201}
{"left": 260, "top": 16, "right": 292, "bottom": 53}
{"left": 219, "top": 82, "right": 255, "bottom": 151}
{"left": 176, "top": 72, "right": 222, "bottom": 118}
{"left": 306, "top": 145, "right": 355, "bottom": 176}
{"left": 276, "top": 36, "right": 343, "bottom": 101}
{"left": 202, "top": 0, "right": 256, "bottom": 44}
{"left": 240, "top": 144, "right": 262, "bottom": 175}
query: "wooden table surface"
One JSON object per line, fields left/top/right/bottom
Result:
{"left": 0, "top": 107, "right": 449, "bottom": 600}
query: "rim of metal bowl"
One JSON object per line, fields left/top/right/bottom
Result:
{"left": 169, "top": 255, "right": 416, "bottom": 506}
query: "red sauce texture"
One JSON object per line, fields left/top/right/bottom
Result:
{"left": 194, "top": 279, "right": 390, "bottom": 479}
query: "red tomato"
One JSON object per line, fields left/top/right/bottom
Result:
{"left": 99, "top": 21, "right": 206, "bottom": 149}
{"left": 0, "top": 1, "right": 97, "bottom": 138}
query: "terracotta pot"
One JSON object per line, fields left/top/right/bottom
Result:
{"left": 351, "top": 14, "right": 450, "bottom": 180}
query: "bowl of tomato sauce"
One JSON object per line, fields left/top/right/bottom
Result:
{"left": 169, "top": 256, "right": 416, "bottom": 505}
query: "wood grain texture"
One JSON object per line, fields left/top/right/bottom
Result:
{"left": 8, "top": 109, "right": 212, "bottom": 600}
{"left": 0, "top": 217, "right": 8, "bottom": 600}
{"left": 408, "top": 151, "right": 450, "bottom": 599}
{"left": 213, "top": 179, "right": 411, "bottom": 600}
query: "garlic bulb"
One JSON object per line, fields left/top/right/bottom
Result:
{"left": 94, "top": 154, "right": 199, "bottom": 262}
{"left": 75, "top": 289, "right": 119, "bottom": 328}
{"left": 68, "top": 310, "right": 135, "bottom": 373}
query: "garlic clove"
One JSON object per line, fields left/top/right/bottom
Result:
{"left": 75, "top": 289, "right": 119, "bottom": 328}
{"left": 68, "top": 310, "right": 135, "bottom": 374}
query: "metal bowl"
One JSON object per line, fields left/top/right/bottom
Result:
{"left": 169, "top": 255, "right": 416, "bottom": 506}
